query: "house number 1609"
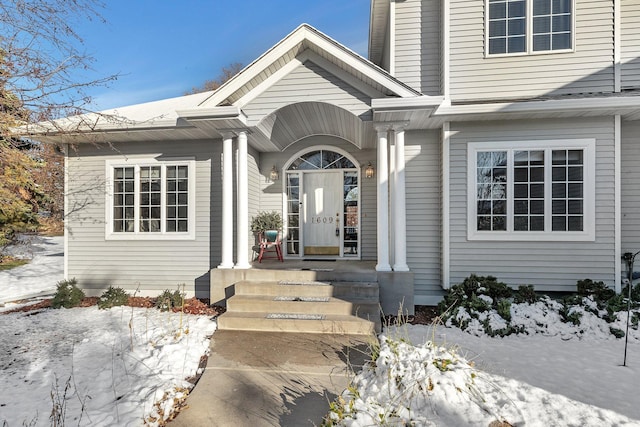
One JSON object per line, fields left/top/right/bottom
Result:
{"left": 311, "top": 217, "right": 333, "bottom": 224}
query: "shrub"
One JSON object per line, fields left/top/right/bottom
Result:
{"left": 514, "top": 285, "right": 538, "bottom": 304}
{"left": 437, "top": 274, "right": 511, "bottom": 314}
{"left": 576, "top": 279, "right": 615, "bottom": 302}
{"left": 559, "top": 304, "right": 582, "bottom": 326}
{"left": 155, "top": 289, "right": 185, "bottom": 312}
{"left": 97, "top": 286, "right": 129, "bottom": 309}
{"left": 496, "top": 299, "right": 512, "bottom": 322}
{"left": 51, "top": 279, "right": 85, "bottom": 309}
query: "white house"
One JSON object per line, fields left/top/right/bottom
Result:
{"left": 30, "top": 0, "right": 640, "bottom": 316}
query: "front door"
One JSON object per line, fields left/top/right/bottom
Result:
{"left": 303, "top": 171, "right": 342, "bottom": 255}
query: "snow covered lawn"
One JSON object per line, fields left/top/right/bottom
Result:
{"left": 326, "top": 321, "right": 640, "bottom": 426}
{"left": 0, "top": 235, "right": 63, "bottom": 306}
{"left": 0, "top": 306, "right": 216, "bottom": 426}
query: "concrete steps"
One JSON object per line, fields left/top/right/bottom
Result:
{"left": 217, "top": 280, "right": 381, "bottom": 335}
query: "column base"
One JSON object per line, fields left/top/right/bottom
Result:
{"left": 376, "top": 263, "right": 392, "bottom": 272}
{"left": 217, "top": 263, "right": 234, "bottom": 269}
{"left": 393, "top": 264, "right": 410, "bottom": 272}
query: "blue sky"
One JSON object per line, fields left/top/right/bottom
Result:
{"left": 77, "top": 0, "right": 371, "bottom": 110}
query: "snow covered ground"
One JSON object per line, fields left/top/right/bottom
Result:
{"left": 0, "top": 235, "right": 63, "bottom": 305}
{"left": 328, "top": 322, "right": 640, "bottom": 426}
{"left": 2, "top": 237, "right": 640, "bottom": 426}
{"left": 0, "top": 306, "right": 217, "bottom": 426}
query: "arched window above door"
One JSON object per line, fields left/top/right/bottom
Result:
{"left": 287, "top": 149, "right": 356, "bottom": 170}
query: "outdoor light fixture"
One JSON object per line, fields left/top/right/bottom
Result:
{"left": 270, "top": 165, "right": 279, "bottom": 181}
{"left": 365, "top": 162, "right": 374, "bottom": 179}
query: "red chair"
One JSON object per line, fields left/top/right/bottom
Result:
{"left": 257, "top": 230, "right": 283, "bottom": 262}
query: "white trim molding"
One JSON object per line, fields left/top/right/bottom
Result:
{"left": 467, "top": 139, "right": 596, "bottom": 242}
{"left": 104, "top": 157, "right": 196, "bottom": 241}
{"left": 614, "top": 115, "right": 622, "bottom": 293}
{"left": 442, "top": 123, "right": 451, "bottom": 289}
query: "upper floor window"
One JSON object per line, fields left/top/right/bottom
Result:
{"left": 106, "top": 159, "right": 195, "bottom": 240}
{"left": 467, "top": 139, "right": 595, "bottom": 241}
{"left": 487, "top": 0, "right": 572, "bottom": 55}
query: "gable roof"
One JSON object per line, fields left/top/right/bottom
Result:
{"left": 195, "top": 23, "right": 419, "bottom": 110}
{"left": 26, "top": 24, "right": 422, "bottom": 149}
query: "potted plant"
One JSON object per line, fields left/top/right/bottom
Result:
{"left": 250, "top": 211, "right": 283, "bottom": 242}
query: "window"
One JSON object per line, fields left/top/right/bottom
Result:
{"left": 487, "top": 0, "right": 573, "bottom": 55}
{"left": 106, "top": 160, "right": 195, "bottom": 240}
{"left": 467, "top": 140, "right": 595, "bottom": 241}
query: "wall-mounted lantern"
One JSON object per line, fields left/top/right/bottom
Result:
{"left": 270, "top": 165, "right": 279, "bottom": 181}
{"left": 365, "top": 162, "right": 375, "bottom": 179}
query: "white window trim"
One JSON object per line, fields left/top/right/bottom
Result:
{"left": 467, "top": 139, "right": 596, "bottom": 241}
{"left": 105, "top": 157, "right": 196, "bottom": 240}
{"left": 485, "top": 0, "right": 576, "bottom": 58}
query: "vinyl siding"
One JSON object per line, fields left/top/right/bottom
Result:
{"left": 242, "top": 61, "right": 372, "bottom": 125}
{"left": 448, "top": 118, "right": 616, "bottom": 291}
{"left": 449, "top": 0, "right": 614, "bottom": 101}
{"left": 257, "top": 135, "right": 377, "bottom": 260}
{"left": 66, "top": 140, "right": 219, "bottom": 297}
{"left": 394, "top": 0, "right": 441, "bottom": 95}
{"left": 621, "top": 121, "right": 640, "bottom": 253}
{"left": 405, "top": 130, "right": 444, "bottom": 303}
{"left": 621, "top": 0, "right": 640, "bottom": 89}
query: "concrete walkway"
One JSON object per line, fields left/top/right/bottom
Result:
{"left": 171, "top": 330, "right": 374, "bottom": 427}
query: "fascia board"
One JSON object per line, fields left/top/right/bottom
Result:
{"left": 199, "top": 25, "right": 310, "bottom": 107}
{"left": 176, "top": 106, "right": 242, "bottom": 120}
{"left": 372, "top": 96, "right": 445, "bottom": 111}
{"left": 434, "top": 96, "right": 640, "bottom": 117}
{"left": 303, "top": 27, "right": 418, "bottom": 97}
{"left": 201, "top": 24, "right": 419, "bottom": 108}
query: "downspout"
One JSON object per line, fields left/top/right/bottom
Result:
{"left": 389, "top": 0, "right": 396, "bottom": 76}
{"left": 63, "top": 144, "right": 69, "bottom": 280}
{"left": 615, "top": 115, "right": 622, "bottom": 293}
{"left": 441, "top": 0, "right": 451, "bottom": 289}
{"left": 442, "top": 123, "right": 451, "bottom": 289}
{"left": 614, "top": 0, "right": 621, "bottom": 93}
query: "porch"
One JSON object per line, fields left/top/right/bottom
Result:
{"left": 210, "top": 259, "right": 414, "bottom": 334}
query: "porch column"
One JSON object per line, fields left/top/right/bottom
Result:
{"left": 375, "top": 127, "right": 392, "bottom": 271}
{"left": 393, "top": 126, "right": 409, "bottom": 272}
{"left": 235, "top": 130, "right": 251, "bottom": 269}
{"left": 218, "top": 132, "right": 234, "bottom": 269}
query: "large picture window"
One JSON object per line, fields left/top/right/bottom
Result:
{"left": 106, "top": 160, "right": 195, "bottom": 240}
{"left": 468, "top": 140, "right": 595, "bottom": 241}
{"left": 487, "top": 0, "right": 573, "bottom": 55}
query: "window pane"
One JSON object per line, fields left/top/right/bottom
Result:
{"left": 553, "top": 0, "right": 571, "bottom": 14}
{"left": 568, "top": 216, "right": 582, "bottom": 231}
{"left": 490, "top": 20, "right": 506, "bottom": 37}
{"left": 568, "top": 166, "right": 583, "bottom": 181}
{"left": 493, "top": 216, "right": 506, "bottom": 230}
{"left": 530, "top": 167, "right": 544, "bottom": 182}
{"left": 514, "top": 184, "right": 528, "bottom": 198}
{"left": 530, "top": 216, "right": 545, "bottom": 231}
{"left": 530, "top": 184, "right": 544, "bottom": 198}
{"left": 508, "top": 18, "right": 525, "bottom": 36}
{"left": 552, "top": 183, "right": 566, "bottom": 198}
{"left": 568, "top": 200, "right": 583, "bottom": 214}
{"left": 490, "top": 2, "right": 507, "bottom": 19}
{"left": 530, "top": 200, "right": 544, "bottom": 215}
{"left": 533, "top": 35, "right": 550, "bottom": 51}
{"left": 533, "top": 0, "right": 551, "bottom": 15}
{"left": 552, "top": 167, "right": 566, "bottom": 181}
{"left": 509, "top": 0, "right": 526, "bottom": 17}
{"left": 489, "top": 38, "right": 507, "bottom": 55}
{"left": 508, "top": 36, "right": 526, "bottom": 53}
{"left": 553, "top": 33, "right": 571, "bottom": 50}
{"left": 514, "top": 200, "right": 528, "bottom": 214}
{"left": 478, "top": 216, "right": 492, "bottom": 231}
{"left": 552, "top": 199, "right": 566, "bottom": 214}
{"left": 493, "top": 200, "right": 506, "bottom": 215}
{"left": 553, "top": 15, "right": 571, "bottom": 32}
{"left": 514, "top": 216, "right": 528, "bottom": 231}
{"left": 552, "top": 216, "right": 566, "bottom": 231}
{"left": 533, "top": 16, "right": 551, "bottom": 33}
{"left": 568, "top": 183, "right": 583, "bottom": 198}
